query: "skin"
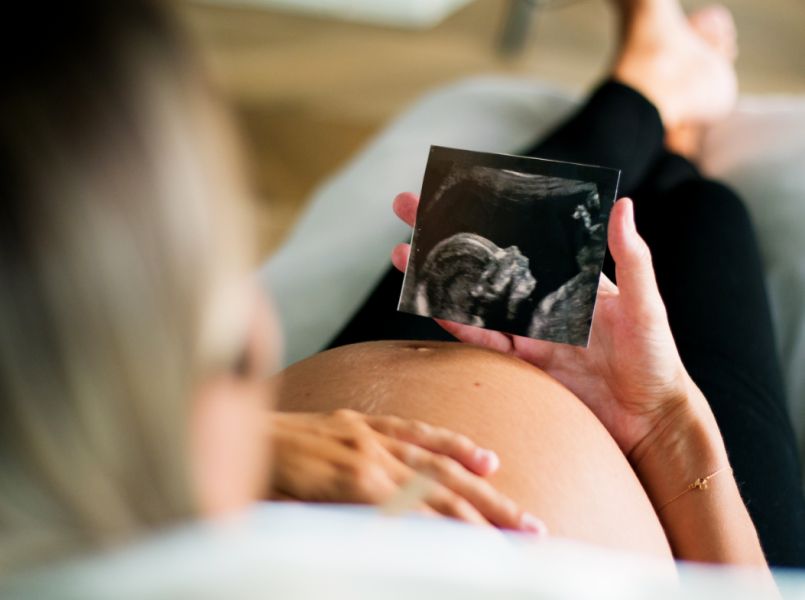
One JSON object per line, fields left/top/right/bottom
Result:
{"left": 276, "top": 340, "right": 674, "bottom": 561}
{"left": 389, "top": 194, "right": 769, "bottom": 572}
{"left": 190, "top": 289, "right": 542, "bottom": 532}
{"left": 194, "top": 196, "right": 770, "bottom": 576}
{"left": 190, "top": 289, "right": 278, "bottom": 517}
{"left": 268, "top": 409, "right": 544, "bottom": 532}
{"left": 611, "top": 0, "right": 737, "bottom": 128}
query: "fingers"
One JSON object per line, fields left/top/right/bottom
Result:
{"left": 369, "top": 419, "right": 546, "bottom": 533}
{"left": 508, "top": 335, "right": 559, "bottom": 368}
{"left": 275, "top": 410, "right": 546, "bottom": 534}
{"left": 390, "top": 191, "right": 418, "bottom": 271}
{"left": 391, "top": 243, "right": 410, "bottom": 273}
{"left": 388, "top": 440, "right": 547, "bottom": 534}
{"left": 607, "top": 198, "right": 664, "bottom": 315}
{"left": 422, "top": 483, "right": 491, "bottom": 527}
{"left": 364, "top": 414, "right": 499, "bottom": 475}
{"left": 436, "top": 318, "right": 514, "bottom": 355}
{"left": 392, "top": 192, "right": 419, "bottom": 227}
{"left": 378, "top": 456, "right": 489, "bottom": 526}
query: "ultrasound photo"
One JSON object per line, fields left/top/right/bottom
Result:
{"left": 397, "top": 146, "right": 621, "bottom": 346}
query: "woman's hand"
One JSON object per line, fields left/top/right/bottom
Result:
{"left": 269, "top": 409, "right": 546, "bottom": 534}
{"left": 392, "top": 192, "right": 700, "bottom": 462}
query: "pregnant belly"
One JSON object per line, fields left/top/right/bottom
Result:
{"left": 276, "top": 340, "right": 672, "bottom": 561}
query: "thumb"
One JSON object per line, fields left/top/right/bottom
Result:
{"left": 607, "top": 198, "right": 663, "bottom": 313}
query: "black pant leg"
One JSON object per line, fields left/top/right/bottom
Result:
{"left": 572, "top": 110, "right": 805, "bottom": 565}
{"left": 634, "top": 152, "right": 702, "bottom": 196}
{"left": 536, "top": 92, "right": 805, "bottom": 566}
{"left": 628, "top": 178, "right": 805, "bottom": 568}
{"left": 523, "top": 80, "right": 666, "bottom": 196}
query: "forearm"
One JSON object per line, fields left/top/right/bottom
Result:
{"left": 631, "top": 378, "right": 767, "bottom": 567}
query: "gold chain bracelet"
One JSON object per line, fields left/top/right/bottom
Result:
{"left": 657, "top": 466, "right": 732, "bottom": 511}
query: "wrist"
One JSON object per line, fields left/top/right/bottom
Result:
{"left": 629, "top": 375, "right": 729, "bottom": 507}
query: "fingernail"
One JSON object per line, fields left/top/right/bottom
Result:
{"left": 474, "top": 448, "right": 500, "bottom": 473}
{"left": 520, "top": 513, "right": 548, "bottom": 536}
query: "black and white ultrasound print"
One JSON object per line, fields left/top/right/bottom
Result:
{"left": 398, "top": 146, "right": 620, "bottom": 346}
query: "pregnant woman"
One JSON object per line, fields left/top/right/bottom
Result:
{"left": 0, "top": 0, "right": 800, "bottom": 588}
{"left": 283, "top": 0, "right": 805, "bottom": 570}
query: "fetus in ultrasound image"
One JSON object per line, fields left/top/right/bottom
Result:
{"left": 398, "top": 146, "right": 620, "bottom": 346}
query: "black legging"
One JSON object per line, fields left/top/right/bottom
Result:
{"left": 328, "top": 81, "right": 805, "bottom": 568}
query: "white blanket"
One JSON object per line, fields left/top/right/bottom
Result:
{"left": 6, "top": 503, "right": 800, "bottom": 599}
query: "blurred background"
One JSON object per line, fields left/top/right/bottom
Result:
{"left": 177, "top": 0, "right": 805, "bottom": 257}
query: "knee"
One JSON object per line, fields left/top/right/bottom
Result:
{"left": 672, "top": 179, "right": 754, "bottom": 232}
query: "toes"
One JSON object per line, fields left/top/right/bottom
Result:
{"left": 688, "top": 5, "right": 738, "bottom": 60}
{"left": 690, "top": 4, "right": 735, "bottom": 38}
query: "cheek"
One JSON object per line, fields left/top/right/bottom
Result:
{"left": 247, "top": 380, "right": 274, "bottom": 499}
{"left": 226, "top": 379, "right": 273, "bottom": 507}
{"left": 192, "top": 380, "right": 273, "bottom": 517}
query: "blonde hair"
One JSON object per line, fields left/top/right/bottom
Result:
{"left": 0, "top": 1, "right": 254, "bottom": 572}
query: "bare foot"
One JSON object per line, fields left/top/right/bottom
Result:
{"left": 688, "top": 4, "right": 738, "bottom": 62}
{"left": 612, "top": 0, "right": 738, "bottom": 129}
{"left": 665, "top": 5, "right": 739, "bottom": 159}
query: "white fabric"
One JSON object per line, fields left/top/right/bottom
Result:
{"left": 260, "top": 76, "right": 805, "bottom": 457}
{"left": 5, "top": 503, "right": 802, "bottom": 598}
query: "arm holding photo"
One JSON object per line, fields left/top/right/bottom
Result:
{"left": 392, "top": 191, "right": 768, "bottom": 568}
